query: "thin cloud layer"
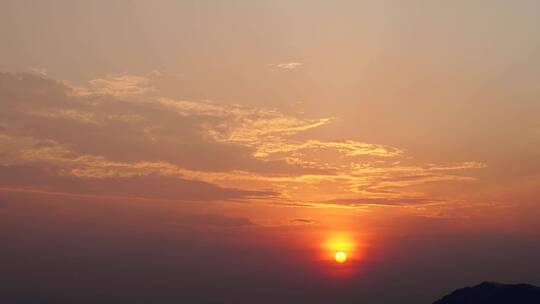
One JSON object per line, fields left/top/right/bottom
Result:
{"left": 75, "top": 74, "right": 156, "bottom": 97}
{"left": 0, "top": 164, "right": 273, "bottom": 202}
{"left": 270, "top": 62, "right": 304, "bottom": 70}
{"left": 320, "top": 197, "right": 440, "bottom": 207}
{"left": 0, "top": 72, "right": 486, "bottom": 206}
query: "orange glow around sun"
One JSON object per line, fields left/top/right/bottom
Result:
{"left": 322, "top": 233, "right": 358, "bottom": 264}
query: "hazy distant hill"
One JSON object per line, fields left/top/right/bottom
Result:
{"left": 433, "top": 282, "right": 540, "bottom": 304}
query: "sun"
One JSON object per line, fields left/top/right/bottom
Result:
{"left": 322, "top": 234, "right": 356, "bottom": 264}
{"left": 334, "top": 251, "right": 347, "bottom": 263}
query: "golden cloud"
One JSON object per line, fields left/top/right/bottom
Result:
{"left": 0, "top": 72, "right": 487, "bottom": 207}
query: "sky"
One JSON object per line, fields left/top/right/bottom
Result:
{"left": 1, "top": 1, "right": 540, "bottom": 303}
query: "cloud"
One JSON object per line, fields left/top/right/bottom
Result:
{"left": 0, "top": 73, "right": 319, "bottom": 175}
{"left": 29, "top": 67, "right": 48, "bottom": 77}
{"left": 157, "top": 97, "right": 333, "bottom": 152}
{"left": 289, "top": 218, "right": 315, "bottom": 224}
{"left": 71, "top": 74, "right": 155, "bottom": 97}
{"left": 191, "top": 214, "right": 257, "bottom": 227}
{"left": 0, "top": 72, "right": 486, "bottom": 207}
{"left": 254, "top": 139, "right": 402, "bottom": 160}
{"left": 0, "top": 164, "right": 274, "bottom": 202}
{"left": 319, "top": 197, "right": 439, "bottom": 207}
{"left": 270, "top": 62, "right": 304, "bottom": 70}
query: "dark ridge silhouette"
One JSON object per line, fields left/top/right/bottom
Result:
{"left": 433, "top": 281, "right": 540, "bottom": 304}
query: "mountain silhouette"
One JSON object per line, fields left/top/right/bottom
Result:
{"left": 433, "top": 281, "right": 540, "bottom": 304}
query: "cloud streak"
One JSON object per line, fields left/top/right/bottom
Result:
{"left": 0, "top": 72, "right": 486, "bottom": 207}
{"left": 270, "top": 62, "right": 304, "bottom": 70}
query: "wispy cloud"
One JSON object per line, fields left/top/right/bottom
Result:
{"left": 29, "top": 67, "right": 48, "bottom": 77}
{"left": 319, "top": 197, "right": 441, "bottom": 207}
{"left": 0, "top": 72, "right": 487, "bottom": 207}
{"left": 70, "top": 74, "right": 156, "bottom": 97}
{"left": 289, "top": 218, "right": 315, "bottom": 225}
{"left": 270, "top": 62, "right": 304, "bottom": 70}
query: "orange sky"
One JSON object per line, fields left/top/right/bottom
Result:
{"left": 1, "top": 1, "right": 540, "bottom": 303}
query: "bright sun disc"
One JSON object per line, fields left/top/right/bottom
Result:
{"left": 334, "top": 251, "right": 347, "bottom": 263}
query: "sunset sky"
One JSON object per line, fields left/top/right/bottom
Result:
{"left": 1, "top": 1, "right": 540, "bottom": 303}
